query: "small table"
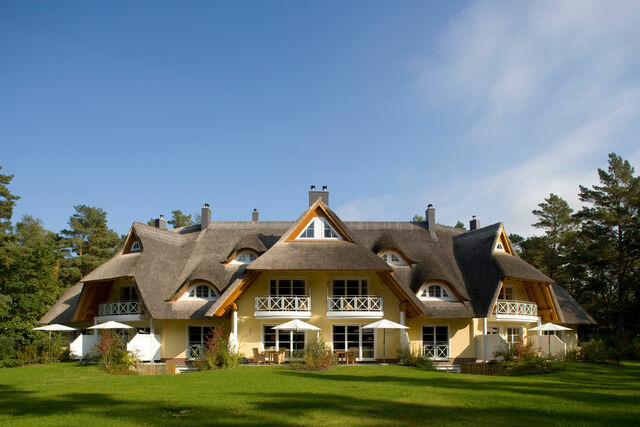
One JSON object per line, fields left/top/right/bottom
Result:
{"left": 334, "top": 350, "right": 347, "bottom": 364}
{"left": 263, "top": 350, "right": 281, "bottom": 364}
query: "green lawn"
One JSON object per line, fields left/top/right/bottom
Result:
{"left": 0, "top": 362, "right": 639, "bottom": 426}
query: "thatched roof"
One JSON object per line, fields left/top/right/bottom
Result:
{"left": 40, "top": 201, "right": 592, "bottom": 323}
{"left": 551, "top": 283, "right": 596, "bottom": 325}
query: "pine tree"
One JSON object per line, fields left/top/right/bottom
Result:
{"left": 454, "top": 221, "right": 466, "bottom": 230}
{"left": 168, "top": 210, "right": 194, "bottom": 228}
{"left": 59, "top": 205, "right": 122, "bottom": 287}
{"left": 0, "top": 166, "right": 20, "bottom": 236}
{"left": 577, "top": 153, "right": 640, "bottom": 338}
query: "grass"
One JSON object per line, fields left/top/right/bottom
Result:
{"left": 0, "top": 362, "right": 639, "bottom": 426}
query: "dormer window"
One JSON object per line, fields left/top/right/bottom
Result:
{"left": 495, "top": 242, "right": 505, "bottom": 252}
{"left": 181, "top": 283, "right": 219, "bottom": 301}
{"left": 378, "top": 250, "right": 408, "bottom": 266}
{"left": 234, "top": 251, "right": 258, "bottom": 264}
{"left": 296, "top": 217, "right": 339, "bottom": 240}
{"left": 418, "top": 283, "right": 457, "bottom": 301}
{"left": 130, "top": 241, "right": 141, "bottom": 252}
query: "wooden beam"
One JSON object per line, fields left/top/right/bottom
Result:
{"left": 213, "top": 271, "right": 260, "bottom": 317}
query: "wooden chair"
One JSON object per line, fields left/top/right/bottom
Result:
{"left": 253, "top": 348, "right": 266, "bottom": 365}
{"left": 277, "top": 348, "right": 286, "bottom": 364}
{"left": 347, "top": 347, "right": 358, "bottom": 365}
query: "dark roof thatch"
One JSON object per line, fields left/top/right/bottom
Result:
{"left": 41, "top": 201, "right": 593, "bottom": 323}
{"left": 551, "top": 283, "right": 596, "bottom": 325}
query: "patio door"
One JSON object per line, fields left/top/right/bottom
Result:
{"left": 506, "top": 327, "right": 522, "bottom": 347}
{"left": 262, "top": 325, "right": 305, "bottom": 358}
{"left": 187, "top": 326, "right": 215, "bottom": 359}
{"left": 332, "top": 325, "right": 375, "bottom": 360}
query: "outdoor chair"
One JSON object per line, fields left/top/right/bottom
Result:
{"left": 253, "top": 348, "right": 266, "bottom": 364}
{"left": 347, "top": 347, "right": 358, "bottom": 365}
{"left": 277, "top": 348, "right": 286, "bottom": 364}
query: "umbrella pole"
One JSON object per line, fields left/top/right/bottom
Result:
{"left": 383, "top": 329, "right": 386, "bottom": 364}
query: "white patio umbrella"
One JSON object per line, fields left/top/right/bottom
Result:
{"left": 33, "top": 324, "right": 77, "bottom": 337}
{"left": 89, "top": 321, "right": 135, "bottom": 330}
{"left": 529, "top": 322, "right": 572, "bottom": 356}
{"left": 274, "top": 319, "right": 322, "bottom": 354}
{"left": 363, "top": 319, "right": 409, "bottom": 364}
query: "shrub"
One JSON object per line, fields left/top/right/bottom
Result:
{"left": 295, "top": 338, "right": 334, "bottom": 371}
{"left": 95, "top": 332, "right": 139, "bottom": 374}
{"left": 495, "top": 342, "right": 563, "bottom": 376}
{"left": 193, "top": 328, "right": 239, "bottom": 371}
{"left": 0, "top": 336, "right": 17, "bottom": 360}
{"left": 397, "top": 346, "right": 434, "bottom": 369}
{"left": 630, "top": 338, "right": 640, "bottom": 360}
{"left": 580, "top": 338, "right": 610, "bottom": 364}
{"left": 0, "top": 359, "right": 23, "bottom": 368}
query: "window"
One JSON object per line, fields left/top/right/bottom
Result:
{"left": 332, "top": 279, "right": 368, "bottom": 296}
{"left": 263, "top": 325, "right": 305, "bottom": 358}
{"left": 234, "top": 251, "right": 257, "bottom": 264}
{"left": 378, "top": 251, "right": 408, "bottom": 266}
{"left": 187, "top": 326, "right": 215, "bottom": 359}
{"left": 496, "top": 242, "right": 505, "bottom": 252}
{"left": 422, "top": 325, "right": 449, "bottom": 359}
{"left": 487, "top": 326, "right": 501, "bottom": 335}
{"left": 498, "top": 286, "right": 514, "bottom": 300}
{"left": 507, "top": 327, "right": 522, "bottom": 346}
{"left": 269, "top": 279, "right": 306, "bottom": 296}
{"left": 120, "top": 286, "right": 138, "bottom": 302}
{"left": 296, "top": 217, "right": 340, "bottom": 240}
{"left": 418, "top": 283, "right": 456, "bottom": 301}
{"left": 185, "top": 284, "right": 218, "bottom": 301}
{"left": 130, "top": 241, "right": 141, "bottom": 252}
{"left": 332, "top": 325, "right": 375, "bottom": 360}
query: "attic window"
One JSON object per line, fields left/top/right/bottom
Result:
{"left": 130, "top": 241, "right": 141, "bottom": 252}
{"left": 418, "top": 283, "right": 457, "bottom": 301}
{"left": 234, "top": 251, "right": 257, "bottom": 264}
{"left": 378, "top": 250, "right": 408, "bottom": 266}
{"left": 296, "top": 217, "right": 340, "bottom": 240}
{"left": 183, "top": 284, "right": 219, "bottom": 301}
{"left": 496, "top": 242, "right": 505, "bottom": 252}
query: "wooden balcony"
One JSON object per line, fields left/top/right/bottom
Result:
{"left": 494, "top": 300, "right": 538, "bottom": 322}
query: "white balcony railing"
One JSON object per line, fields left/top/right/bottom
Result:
{"left": 327, "top": 296, "right": 383, "bottom": 312}
{"left": 495, "top": 300, "right": 537, "bottom": 317}
{"left": 187, "top": 344, "right": 204, "bottom": 360}
{"left": 98, "top": 301, "right": 143, "bottom": 316}
{"left": 423, "top": 343, "right": 449, "bottom": 360}
{"left": 254, "top": 296, "right": 310, "bottom": 312}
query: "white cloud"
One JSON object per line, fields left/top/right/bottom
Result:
{"left": 338, "top": 0, "right": 640, "bottom": 236}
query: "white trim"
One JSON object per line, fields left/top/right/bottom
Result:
{"left": 416, "top": 282, "right": 457, "bottom": 302}
{"left": 330, "top": 323, "right": 377, "bottom": 361}
{"left": 261, "top": 323, "right": 307, "bottom": 359}
{"left": 326, "top": 311, "right": 383, "bottom": 319}
{"left": 254, "top": 311, "right": 312, "bottom": 319}
{"left": 185, "top": 324, "right": 217, "bottom": 360}
{"left": 378, "top": 250, "right": 408, "bottom": 266}
{"left": 268, "top": 277, "right": 308, "bottom": 296}
{"left": 130, "top": 241, "right": 141, "bottom": 252}
{"left": 421, "top": 324, "right": 450, "bottom": 360}
{"left": 295, "top": 217, "right": 341, "bottom": 240}
{"left": 229, "top": 250, "right": 258, "bottom": 265}
{"left": 179, "top": 283, "right": 219, "bottom": 301}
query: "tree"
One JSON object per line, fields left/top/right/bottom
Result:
{"left": 576, "top": 153, "right": 640, "bottom": 339}
{"left": 0, "top": 166, "right": 20, "bottom": 236}
{"left": 508, "top": 233, "right": 525, "bottom": 255}
{"left": 59, "top": 205, "right": 122, "bottom": 287}
{"left": 169, "top": 210, "right": 194, "bottom": 228}
{"left": 454, "top": 221, "right": 466, "bottom": 230}
{"left": 412, "top": 214, "right": 424, "bottom": 222}
{"left": 0, "top": 215, "right": 63, "bottom": 345}
{"left": 530, "top": 194, "right": 576, "bottom": 282}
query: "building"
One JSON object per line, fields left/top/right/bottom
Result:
{"left": 40, "top": 187, "right": 594, "bottom": 365}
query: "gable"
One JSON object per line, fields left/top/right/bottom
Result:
{"left": 284, "top": 199, "right": 353, "bottom": 243}
{"left": 494, "top": 228, "right": 513, "bottom": 255}
{"left": 122, "top": 229, "right": 143, "bottom": 254}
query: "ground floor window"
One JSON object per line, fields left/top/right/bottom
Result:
{"left": 487, "top": 326, "right": 500, "bottom": 335}
{"left": 422, "top": 325, "right": 449, "bottom": 359}
{"left": 506, "top": 327, "right": 522, "bottom": 346}
{"left": 262, "top": 325, "right": 305, "bottom": 358}
{"left": 331, "top": 325, "right": 375, "bottom": 360}
{"left": 187, "top": 326, "right": 215, "bottom": 359}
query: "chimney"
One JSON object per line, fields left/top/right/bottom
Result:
{"left": 426, "top": 204, "right": 436, "bottom": 230}
{"left": 155, "top": 215, "right": 167, "bottom": 230}
{"left": 201, "top": 203, "right": 211, "bottom": 230}
{"left": 252, "top": 208, "right": 259, "bottom": 222}
{"left": 470, "top": 215, "right": 480, "bottom": 231}
{"left": 308, "top": 185, "right": 329, "bottom": 206}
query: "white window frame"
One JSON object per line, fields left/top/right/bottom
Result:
{"left": 262, "top": 323, "right": 307, "bottom": 358}
{"left": 422, "top": 324, "right": 450, "bottom": 360}
{"left": 417, "top": 283, "right": 457, "bottom": 301}
{"left": 130, "top": 241, "right": 142, "bottom": 252}
{"left": 330, "top": 324, "right": 376, "bottom": 361}
{"left": 378, "top": 250, "right": 408, "bottom": 266}
{"left": 186, "top": 325, "right": 216, "bottom": 360}
{"left": 296, "top": 217, "right": 340, "bottom": 240}
{"left": 331, "top": 277, "right": 369, "bottom": 297}
{"left": 230, "top": 250, "right": 258, "bottom": 264}
{"left": 180, "top": 284, "right": 219, "bottom": 301}
{"left": 498, "top": 285, "right": 515, "bottom": 301}
{"left": 268, "top": 277, "right": 307, "bottom": 296}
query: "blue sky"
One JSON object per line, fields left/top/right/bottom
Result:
{"left": 2, "top": 0, "right": 639, "bottom": 236}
